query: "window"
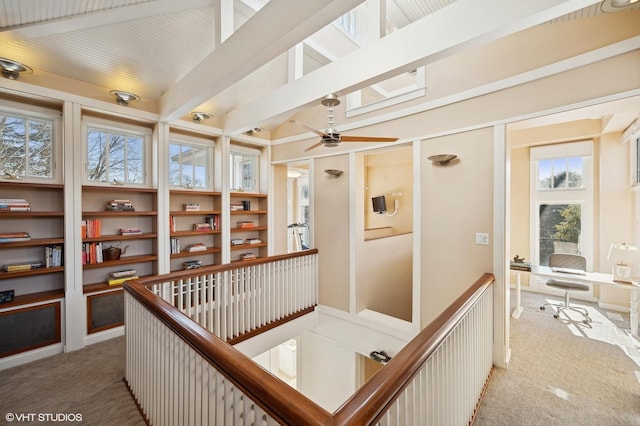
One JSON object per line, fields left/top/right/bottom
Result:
{"left": 530, "top": 141, "right": 593, "bottom": 267}
{"left": 83, "top": 118, "right": 150, "bottom": 186}
{"left": 168, "top": 137, "right": 212, "bottom": 189}
{"left": 0, "top": 101, "right": 60, "bottom": 183}
{"left": 230, "top": 148, "right": 259, "bottom": 192}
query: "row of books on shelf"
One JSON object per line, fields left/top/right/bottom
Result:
{"left": 44, "top": 245, "right": 64, "bottom": 267}
{"left": 120, "top": 227, "right": 142, "bottom": 235}
{"left": 236, "top": 220, "right": 255, "bottom": 228}
{"left": 107, "top": 269, "right": 138, "bottom": 285}
{"left": 81, "top": 219, "right": 102, "bottom": 238}
{"left": 105, "top": 199, "right": 135, "bottom": 212}
{"left": 230, "top": 203, "right": 244, "bottom": 211}
{"left": 170, "top": 215, "right": 220, "bottom": 232}
{"left": 0, "top": 198, "right": 30, "bottom": 212}
{"left": 82, "top": 242, "right": 104, "bottom": 264}
{"left": 0, "top": 231, "right": 31, "bottom": 243}
{"left": 2, "top": 261, "right": 44, "bottom": 272}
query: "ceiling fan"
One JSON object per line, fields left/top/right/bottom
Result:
{"left": 290, "top": 94, "right": 398, "bottom": 152}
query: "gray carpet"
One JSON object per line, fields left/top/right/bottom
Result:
{"left": 475, "top": 290, "right": 640, "bottom": 426}
{"left": 0, "top": 336, "right": 144, "bottom": 426}
{"left": 1, "top": 290, "right": 638, "bottom": 425}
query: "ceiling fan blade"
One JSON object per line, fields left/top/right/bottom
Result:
{"left": 304, "top": 140, "right": 325, "bottom": 152}
{"left": 289, "top": 119, "right": 330, "bottom": 138}
{"left": 340, "top": 135, "right": 399, "bottom": 143}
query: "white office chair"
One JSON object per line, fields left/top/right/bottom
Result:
{"left": 539, "top": 253, "right": 592, "bottom": 324}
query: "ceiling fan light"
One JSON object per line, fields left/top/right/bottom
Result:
{"left": 0, "top": 57, "right": 33, "bottom": 80}
{"left": 109, "top": 90, "right": 140, "bottom": 106}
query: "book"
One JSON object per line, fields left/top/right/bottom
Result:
{"left": 183, "top": 260, "right": 203, "bottom": 270}
{"left": 110, "top": 269, "right": 137, "bottom": 278}
{"left": 193, "top": 223, "right": 212, "bottom": 231}
{"left": 120, "top": 227, "right": 142, "bottom": 235}
{"left": 2, "top": 261, "right": 45, "bottom": 272}
{"left": 240, "top": 253, "right": 257, "bottom": 261}
{"left": 0, "top": 232, "right": 30, "bottom": 238}
{"left": 236, "top": 220, "right": 254, "bottom": 228}
{"left": 107, "top": 275, "right": 139, "bottom": 285}
{"left": 246, "top": 238, "right": 262, "bottom": 245}
{"left": 183, "top": 203, "right": 200, "bottom": 211}
{"left": 231, "top": 238, "right": 244, "bottom": 246}
{"left": 185, "top": 243, "right": 207, "bottom": 252}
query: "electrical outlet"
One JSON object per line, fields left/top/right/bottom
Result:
{"left": 475, "top": 233, "right": 489, "bottom": 245}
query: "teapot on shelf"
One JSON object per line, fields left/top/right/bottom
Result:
{"left": 102, "top": 244, "right": 129, "bottom": 261}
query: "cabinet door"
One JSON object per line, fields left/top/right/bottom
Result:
{"left": 0, "top": 302, "right": 61, "bottom": 358}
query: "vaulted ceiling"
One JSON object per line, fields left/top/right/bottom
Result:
{"left": 1, "top": 0, "right": 639, "bottom": 137}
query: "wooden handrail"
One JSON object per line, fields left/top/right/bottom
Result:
{"left": 125, "top": 266, "right": 494, "bottom": 426}
{"left": 124, "top": 275, "right": 333, "bottom": 426}
{"left": 136, "top": 248, "right": 319, "bottom": 286}
{"left": 332, "top": 273, "right": 495, "bottom": 425}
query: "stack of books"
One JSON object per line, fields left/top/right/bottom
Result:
{"left": 236, "top": 220, "right": 254, "bottom": 228}
{"left": 231, "top": 238, "right": 244, "bottom": 246}
{"left": 185, "top": 242, "right": 207, "bottom": 252}
{"left": 82, "top": 242, "right": 104, "bottom": 264}
{"left": 183, "top": 260, "right": 203, "bottom": 270}
{"left": 0, "top": 232, "right": 31, "bottom": 243}
{"left": 0, "top": 198, "right": 30, "bottom": 212}
{"left": 183, "top": 203, "right": 200, "bottom": 211}
{"left": 245, "top": 238, "right": 262, "bottom": 245}
{"left": 120, "top": 227, "right": 142, "bottom": 235}
{"left": 2, "top": 261, "right": 45, "bottom": 272}
{"left": 81, "top": 219, "right": 102, "bottom": 238}
{"left": 230, "top": 203, "right": 244, "bottom": 211}
{"left": 105, "top": 199, "right": 135, "bottom": 211}
{"left": 107, "top": 269, "right": 138, "bottom": 285}
{"left": 193, "top": 223, "right": 212, "bottom": 231}
{"left": 240, "top": 253, "right": 257, "bottom": 261}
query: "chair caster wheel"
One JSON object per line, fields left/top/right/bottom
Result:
{"left": 553, "top": 314, "right": 559, "bottom": 319}
{"left": 540, "top": 307, "right": 545, "bottom": 311}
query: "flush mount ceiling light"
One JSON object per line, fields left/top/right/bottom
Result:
{"left": 0, "top": 57, "right": 33, "bottom": 80}
{"left": 601, "top": 0, "right": 639, "bottom": 12}
{"left": 109, "top": 90, "right": 140, "bottom": 106}
{"left": 191, "top": 112, "right": 213, "bottom": 123}
{"left": 428, "top": 154, "right": 458, "bottom": 165}
{"left": 246, "top": 127, "right": 263, "bottom": 135}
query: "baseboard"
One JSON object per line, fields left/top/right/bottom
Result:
{"left": 0, "top": 343, "right": 64, "bottom": 371}
{"left": 84, "top": 325, "right": 124, "bottom": 346}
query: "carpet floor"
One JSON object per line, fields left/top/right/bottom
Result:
{"left": 1, "top": 289, "right": 638, "bottom": 425}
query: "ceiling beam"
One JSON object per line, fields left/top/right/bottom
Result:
{"left": 158, "top": 0, "right": 365, "bottom": 122}
{"left": 0, "top": 0, "right": 214, "bottom": 45}
{"left": 224, "top": 0, "right": 601, "bottom": 133}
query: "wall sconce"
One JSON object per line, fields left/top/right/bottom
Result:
{"left": 191, "top": 112, "right": 213, "bottom": 123}
{"left": 109, "top": 90, "right": 140, "bottom": 106}
{"left": 0, "top": 57, "right": 33, "bottom": 80}
{"left": 607, "top": 242, "right": 638, "bottom": 283}
{"left": 428, "top": 154, "right": 458, "bottom": 165}
{"left": 324, "top": 169, "right": 343, "bottom": 178}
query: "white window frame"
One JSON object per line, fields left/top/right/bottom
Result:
{"left": 230, "top": 145, "right": 260, "bottom": 193}
{"left": 81, "top": 116, "right": 152, "bottom": 188}
{"left": 530, "top": 141, "right": 594, "bottom": 269}
{"left": 0, "top": 99, "right": 62, "bottom": 184}
{"left": 168, "top": 133, "right": 214, "bottom": 190}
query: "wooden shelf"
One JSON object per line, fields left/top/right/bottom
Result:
{"left": 230, "top": 210, "right": 267, "bottom": 215}
{"left": 230, "top": 225, "right": 267, "bottom": 233}
{"left": 0, "top": 266, "right": 64, "bottom": 280}
{"left": 81, "top": 210, "right": 158, "bottom": 217}
{"left": 171, "top": 230, "right": 220, "bottom": 237}
{"left": 82, "top": 185, "right": 156, "bottom": 193}
{"left": 230, "top": 242, "right": 267, "bottom": 251}
{"left": 0, "top": 237, "right": 65, "bottom": 248}
{"left": 170, "top": 189, "right": 221, "bottom": 196}
{"left": 230, "top": 192, "right": 267, "bottom": 198}
{"left": 170, "top": 247, "right": 221, "bottom": 258}
{"left": 0, "top": 211, "right": 64, "bottom": 217}
{"left": 83, "top": 232, "right": 157, "bottom": 242}
{"left": 170, "top": 210, "right": 221, "bottom": 216}
{"left": 82, "top": 254, "right": 158, "bottom": 269}
{"left": 0, "top": 289, "right": 65, "bottom": 309}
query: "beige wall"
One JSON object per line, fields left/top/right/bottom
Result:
{"left": 314, "top": 155, "right": 351, "bottom": 312}
{"left": 271, "top": 164, "right": 289, "bottom": 255}
{"left": 421, "top": 128, "right": 494, "bottom": 327}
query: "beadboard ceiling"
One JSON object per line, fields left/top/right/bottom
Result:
{"left": 0, "top": 0, "right": 638, "bottom": 135}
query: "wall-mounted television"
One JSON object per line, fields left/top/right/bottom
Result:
{"left": 372, "top": 195, "right": 387, "bottom": 214}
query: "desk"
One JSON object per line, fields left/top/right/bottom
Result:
{"left": 530, "top": 266, "right": 639, "bottom": 337}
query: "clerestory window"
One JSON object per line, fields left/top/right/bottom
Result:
{"left": 169, "top": 136, "right": 213, "bottom": 189}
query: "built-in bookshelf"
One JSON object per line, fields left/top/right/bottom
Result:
{"left": 81, "top": 186, "right": 158, "bottom": 296}
{"left": 0, "top": 181, "right": 66, "bottom": 304}
{"left": 0, "top": 181, "right": 65, "bottom": 358}
{"left": 230, "top": 192, "right": 267, "bottom": 261}
{"left": 169, "top": 189, "right": 222, "bottom": 272}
